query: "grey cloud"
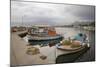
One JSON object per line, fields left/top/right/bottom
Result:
{"left": 64, "top": 5, "right": 95, "bottom": 21}
{"left": 11, "top": 1, "right": 95, "bottom": 25}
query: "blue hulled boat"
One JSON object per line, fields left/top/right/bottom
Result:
{"left": 25, "top": 26, "right": 63, "bottom": 45}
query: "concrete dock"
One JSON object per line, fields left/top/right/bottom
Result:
{"left": 11, "top": 31, "right": 56, "bottom": 66}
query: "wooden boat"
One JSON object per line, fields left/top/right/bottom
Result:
{"left": 25, "top": 26, "right": 64, "bottom": 45}
{"left": 56, "top": 45, "right": 90, "bottom": 63}
{"left": 56, "top": 33, "right": 90, "bottom": 51}
{"left": 56, "top": 36, "right": 90, "bottom": 63}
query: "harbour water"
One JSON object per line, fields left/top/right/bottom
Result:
{"left": 55, "top": 27, "right": 95, "bottom": 62}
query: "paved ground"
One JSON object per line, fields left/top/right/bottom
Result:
{"left": 11, "top": 32, "right": 56, "bottom": 66}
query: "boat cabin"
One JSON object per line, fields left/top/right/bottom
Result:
{"left": 28, "top": 26, "right": 57, "bottom": 36}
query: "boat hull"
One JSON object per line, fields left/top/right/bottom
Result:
{"left": 28, "top": 35, "right": 64, "bottom": 45}
{"left": 56, "top": 45, "right": 90, "bottom": 63}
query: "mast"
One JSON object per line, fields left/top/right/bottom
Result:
{"left": 22, "top": 15, "right": 23, "bottom": 26}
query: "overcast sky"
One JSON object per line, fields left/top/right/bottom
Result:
{"left": 11, "top": 0, "right": 95, "bottom": 25}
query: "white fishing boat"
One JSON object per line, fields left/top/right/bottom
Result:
{"left": 57, "top": 33, "right": 90, "bottom": 51}
{"left": 26, "top": 26, "right": 64, "bottom": 45}
{"left": 56, "top": 33, "right": 90, "bottom": 63}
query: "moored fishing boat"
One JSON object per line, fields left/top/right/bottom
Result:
{"left": 56, "top": 33, "right": 90, "bottom": 63}
{"left": 56, "top": 45, "right": 90, "bottom": 63}
{"left": 25, "top": 26, "right": 63, "bottom": 45}
{"left": 56, "top": 33, "right": 90, "bottom": 52}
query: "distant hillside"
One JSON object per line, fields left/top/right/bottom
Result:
{"left": 72, "top": 21, "right": 95, "bottom": 26}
